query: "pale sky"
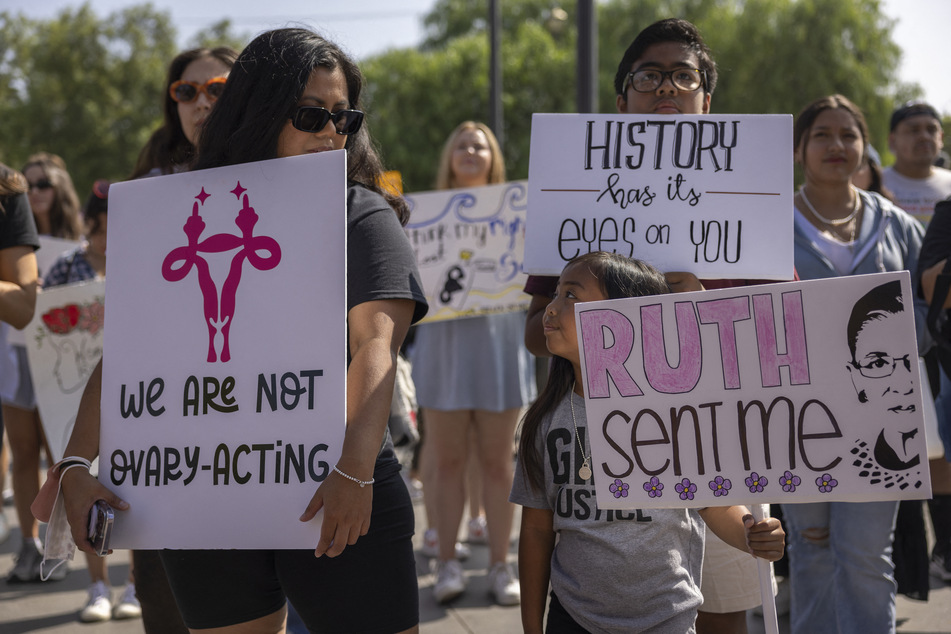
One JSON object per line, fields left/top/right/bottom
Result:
{"left": 8, "top": 0, "right": 951, "bottom": 113}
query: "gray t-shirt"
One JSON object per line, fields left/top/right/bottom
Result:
{"left": 511, "top": 390, "right": 705, "bottom": 634}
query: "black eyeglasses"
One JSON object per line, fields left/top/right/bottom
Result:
{"left": 625, "top": 68, "right": 705, "bottom": 93}
{"left": 852, "top": 353, "right": 913, "bottom": 379}
{"left": 28, "top": 180, "right": 53, "bottom": 191}
{"left": 289, "top": 107, "right": 365, "bottom": 136}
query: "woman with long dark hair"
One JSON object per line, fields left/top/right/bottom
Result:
{"left": 60, "top": 28, "right": 426, "bottom": 633}
{"left": 787, "top": 94, "right": 925, "bottom": 634}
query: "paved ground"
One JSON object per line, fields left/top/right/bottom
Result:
{"left": 1, "top": 486, "right": 949, "bottom": 633}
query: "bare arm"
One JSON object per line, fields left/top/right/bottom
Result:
{"left": 665, "top": 271, "right": 705, "bottom": 294}
{"left": 525, "top": 293, "right": 552, "bottom": 358}
{"left": 920, "top": 259, "right": 951, "bottom": 308}
{"left": 300, "top": 298, "right": 415, "bottom": 557}
{"left": 0, "top": 245, "right": 38, "bottom": 329}
{"left": 519, "top": 507, "right": 555, "bottom": 634}
{"left": 59, "top": 360, "right": 130, "bottom": 554}
{"left": 698, "top": 505, "right": 785, "bottom": 561}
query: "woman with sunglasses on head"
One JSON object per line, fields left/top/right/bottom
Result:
{"left": 786, "top": 94, "right": 926, "bottom": 634}
{"left": 60, "top": 28, "right": 427, "bottom": 634}
{"left": 130, "top": 46, "right": 238, "bottom": 179}
{"left": 3, "top": 152, "right": 81, "bottom": 583}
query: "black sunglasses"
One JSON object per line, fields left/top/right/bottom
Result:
{"left": 29, "top": 179, "right": 53, "bottom": 191}
{"left": 289, "top": 107, "right": 364, "bottom": 135}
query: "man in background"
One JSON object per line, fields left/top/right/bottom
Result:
{"left": 883, "top": 101, "right": 951, "bottom": 226}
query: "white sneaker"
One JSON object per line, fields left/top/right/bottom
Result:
{"left": 467, "top": 516, "right": 488, "bottom": 544}
{"left": 433, "top": 559, "right": 466, "bottom": 604}
{"left": 420, "top": 528, "right": 470, "bottom": 560}
{"left": 487, "top": 562, "right": 520, "bottom": 606}
{"left": 113, "top": 581, "right": 142, "bottom": 619}
{"left": 80, "top": 581, "right": 113, "bottom": 622}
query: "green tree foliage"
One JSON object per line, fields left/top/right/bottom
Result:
{"left": 364, "top": 0, "right": 919, "bottom": 191}
{"left": 363, "top": 19, "right": 574, "bottom": 192}
{"left": 0, "top": 3, "right": 176, "bottom": 197}
{"left": 188, "top": 18, "right": 250, "bottom": 53}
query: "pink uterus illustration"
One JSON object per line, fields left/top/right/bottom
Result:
{"left": 162, "top": 183, "right": 281, "bottom": 362}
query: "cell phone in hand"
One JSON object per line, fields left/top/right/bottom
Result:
{"left": 87, "top": 500, "right": 114, "bottom": 556}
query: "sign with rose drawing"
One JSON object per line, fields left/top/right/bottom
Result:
{"left": 26, "top": 280, "right": 105, "bottom": 462}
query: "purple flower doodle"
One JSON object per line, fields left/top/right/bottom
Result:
{"left": 816, "top": 474, "right": 838, "bottom": 493}
{"left": 745, "top": 472, "right": 768, "bottom": 493}
{"left": 781, "top": 470, "right": 801, "bottom": 493}
{"left": 609, "top": 479, "right": 629, "bottom": 499}
{"left": 643, "top": 477, "right": 664, "bottom": 499}
{"left": 709, "top": 476, "right": 732, "bottom": 498}
{"left": 675, "top": 478, "right": 697, "bottom": 501}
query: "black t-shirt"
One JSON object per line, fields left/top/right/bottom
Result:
{"left": 345, "top": 183, "right": 427, "bottom": 466}
{"left": 0, "top": 193, "right": 40, "bottom": 252}
{"left": 918, "top": 198, "right": 951, "bottom": 274}
{"left": 346, "top": 183, "right": 427, "bottom": 324}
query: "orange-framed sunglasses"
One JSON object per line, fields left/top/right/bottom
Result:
{"left": 169, "top": 76, "right": 228, "bottom": 104}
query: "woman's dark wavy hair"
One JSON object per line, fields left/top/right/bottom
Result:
{"left": 130, "top": 47, "right": 239, "bottom": 178}
{"left": 193, "top": 28, "right": 409, "bottom": 223}
{"left": 517, "top": 252, "right": 670, "bottom": 492}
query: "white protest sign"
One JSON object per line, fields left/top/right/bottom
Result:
{"left": 7, "top": 235, "right": 80, "bottom": 347}
{"left": 102, "top": 151, "right": 347, "bottom": 549}
{"left": 25, "top": 280, "right": 105, "bottom": 462}
{"left": 577, "top": 272, "right": 931, "bottom": 510}
{"left": 404, "top": 181, "right": 529, "bottom": 322}
{"left": 525, "top": 113, "right": 794, "bottom": 279}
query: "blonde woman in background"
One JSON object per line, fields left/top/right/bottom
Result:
{"left": 410, "top": 121, "right": 535, "bottom": 606}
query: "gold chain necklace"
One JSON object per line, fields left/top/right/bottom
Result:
{"left": 569, "top": 383, "right": 592, "bottom": 481}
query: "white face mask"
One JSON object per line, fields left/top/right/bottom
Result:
{"left": 32, "top": 458, "right": 92, "bottom": 580}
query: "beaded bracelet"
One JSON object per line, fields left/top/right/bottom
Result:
{"left": 332, "top": 465, "right": 374, "bottom": 488}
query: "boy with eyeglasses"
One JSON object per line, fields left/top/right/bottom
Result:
{"left": 522, "top": 18, "right": 784, "bottom": 633}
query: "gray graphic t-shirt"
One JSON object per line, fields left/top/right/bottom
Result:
{"left": 511, "top": 390, "right": 705, "bottom": 633}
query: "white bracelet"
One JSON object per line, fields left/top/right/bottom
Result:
{"left": 59, "top": 462, "right": 91, "bottom": 478}
{"left": 332, "top": 465, "right": 374, "bottom": 488}
{"left": 57, "top": 456, "right": 92, "bottom": 474}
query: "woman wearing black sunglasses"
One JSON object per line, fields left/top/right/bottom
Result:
{"left": 61, "top": 28, "right": 426, "bottom": 634}
{"left": 4, "top": 152, "right": 80, "bottom": 585}
{"left": 130, "top": 46, "right": 238, "bottom": 179}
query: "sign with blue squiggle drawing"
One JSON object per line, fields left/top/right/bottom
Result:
{"left": 577, "top": 271, "right": 931, "bottom": 510}
{"left": 404, "top": 181, "right": 530, "bottom": 322}
{"left": 101, "top": 152, "right": 347, "bottom": 548}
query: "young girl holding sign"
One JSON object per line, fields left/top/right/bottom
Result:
{"left": 511, "top": 251, "right": 785, "bottom": 633}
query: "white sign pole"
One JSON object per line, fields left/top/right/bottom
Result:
{"left": 752, "top": 505, "right": 779, "bottom": 634}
